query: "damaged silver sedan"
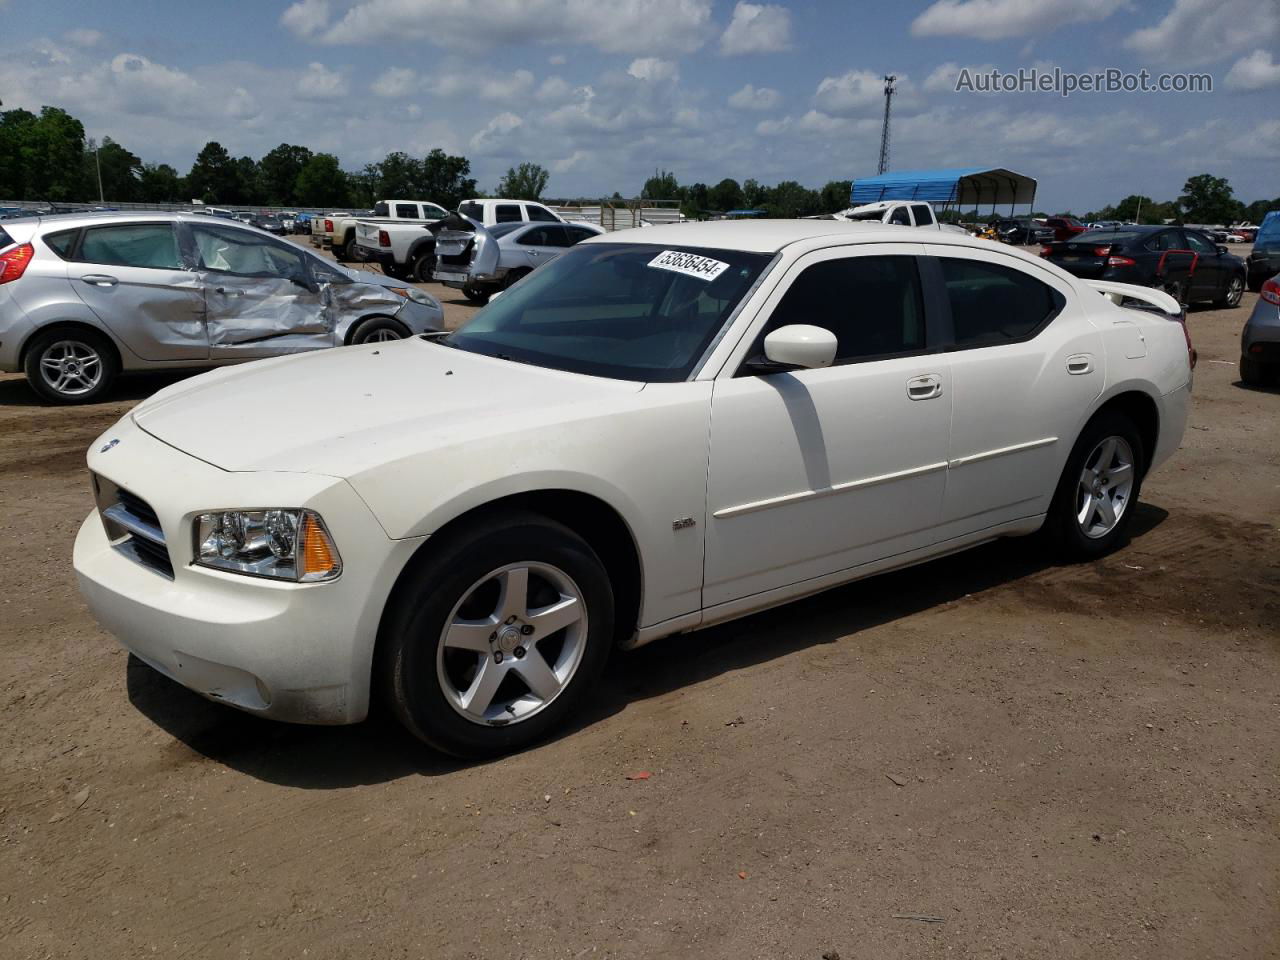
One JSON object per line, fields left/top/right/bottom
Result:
{"left": 0, "top": 212, "right": 444, "bottom": 403}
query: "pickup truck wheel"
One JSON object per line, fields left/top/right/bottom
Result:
{"left": 350, "top": 317, "right": 410, "bottom": 344}
{"left": 382, "top": 262, "right": 410, "bottom": 281}
{"left": 411, "top": 253, "right": 436, "bottom": 284}
{"left": 332, "top": 238, "right": 351, "bottom": 261}
{"left": 381, "top": 512, "right": 614, "bottom": 757}
{"left": 1044, "top": 411, "right": 1146, "bottom": 561}
{"left": 23, "top": 328, "right": 119, "bottom": 405}
{"left": 462, "top": 284, "right": 490, "bottom": 305}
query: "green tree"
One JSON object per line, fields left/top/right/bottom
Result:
{"left": 418, "top": 148, "right": 476, "bottom": 210}
{"left": 0, "top": 108, "right": 39, "bottom": 199}
{"left": 764, "top": 181, "right": 821, "bottom": 218}
{"left": 1178, "top": 174, "right": 1242, "bottom": 224}
{"left": 1243, "top": 197, "right": 1280, "bottom": 224}
{"left": 186, "top": 141, "right": 238, "bottom": 203}
{"left": 498, "top": 162, "right": 550, "bottom": 201}
{"left": 374, "top": 151, "right": 421, "bottom": 198}
{"left": 138, "top": 163, "right": 183, "bottom": 203}
{"left": 742, "top": 178, "right": 767, "bottom": 209}
{"left": 233, "top": 155, "right": 263, "bottom": 204}
{"left": 819, "top": 179, "right": 852, "bottom": 213}
{"left": 259, "top": 143, "right": 313, "bottom": 205}
{"left": 26, "top": 107, "right": 87, "bottom": 201}
{"left": 708, "top": 177, "right": 744, "bottom": 212}
{"left": 86, "top": 137, "right": 142, "bottom": 202}
{"left": 294, "top": 153, "right": 349, "bottom": 207}
{"left": 641, "top": 169, "right": 680, "bottom": 200}
{"left": 682, "top": 182, "right": 709, "bottom": 218}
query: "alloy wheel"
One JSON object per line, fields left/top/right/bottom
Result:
{"left": 1226, "top": 275, "right": 1244, "bottom": 306}
{"left": 436, "top": 562, "right": 588, "bottom": 726}
{"left": 1076, "top": 435, "right": 1135, "bottom": 539}
{"left": 38, "top": 340, "right": 103, "bottom": 397}
{"left": 362, "top": 327, "right": 402, "bottom": 343}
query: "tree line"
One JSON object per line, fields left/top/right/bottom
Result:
{"left": 640, "top": 169, "right": 853, "bottom": 219}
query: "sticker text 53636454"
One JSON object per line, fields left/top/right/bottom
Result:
{"left": 647, "top": 249, "right": 730, "bottom": 282}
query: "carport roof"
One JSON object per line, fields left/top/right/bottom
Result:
{"left": 851, "top": 167, "right": 1037, "bottom": 207}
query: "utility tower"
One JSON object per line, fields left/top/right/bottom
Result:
{"left": 877, "top": 75, "right": 896, "bottom": 176}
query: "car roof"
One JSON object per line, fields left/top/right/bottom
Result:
{"left": 16, "top": 210, "right": 293, "bottom": 232}
{"left": 580, "top": 219, "right": 957, "bottom": 254}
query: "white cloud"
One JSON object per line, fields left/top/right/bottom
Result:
{"left": 371, "top": 66, "right": 417, "bottom": 97}
{"left": 536, "top": 75, "right": 574, "bottom": 102}
{"left": 1124, "top": 0, "right": 1280, "bottom": 65}
{"left": 434, "top": 67, "right": 534, "bottom": 100}
{"left": 64, "top": 29, "right": 103, "bottom": 47}
{"left": 469, "top": 111, "right": 523, "bottom": 154}
{"left": 280, "top": 0, "right": 331, "bottom": 38}
{"left": 728, "top": 83, "right": 781, "bottom": 110}
{"left": 282, "top": 0, "right": 714, "bottom": 54}
{"left": 1225, "top": 49, "right": 1280, "bottom": 90}
{"left": 814, "top": 70, "right": 892, "bottom": 115}
{"left": 719, "top": 2, "right": 791, "bottom": 55}
{"left": 911, "top": 0, "right": 1114, "bottom": 40}
{"left": 923, "top": 61, "right": 996, "bottom": 93}
{"left": 296, "top": 61, "right": 348, "bottom": 99}
{"left": 627, "top": 57, "right": 679, "bottom": 83}
{"left": 549, "top": 53, "right": 566, "bottom": 65}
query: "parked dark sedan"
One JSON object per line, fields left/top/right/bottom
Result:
{"left": 1041, "top": 225, "right": 1247, "bottom": 307}
{"left": 990, "top": 218, "right": 1055, "bottom": 245}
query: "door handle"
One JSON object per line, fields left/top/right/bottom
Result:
{"left": 906, "top": 374, "right": 943, "bottom": 400}
{"left": 1066, "top": 354, "right": 1094, "bottom": 375}
{"left": 214, "top": 287, "right": 244, "bottom": 297}
{"left": 80, "top": 274, "right": 118, "bottom": 287}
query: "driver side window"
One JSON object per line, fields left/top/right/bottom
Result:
{"left": 190, "top": 224, "right": 305, "bottom": 278}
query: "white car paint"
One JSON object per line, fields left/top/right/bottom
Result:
{"left": 74, "top": 221, "right": 1192, "bottom": 728}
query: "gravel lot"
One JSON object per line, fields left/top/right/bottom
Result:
{"left": 1, "top": 246, "right": 1276, "bottom": 959}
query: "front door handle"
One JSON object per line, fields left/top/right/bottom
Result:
{"left": 906, "top": 374, "right": 943, "bottom": 400}
{"left": 80, "top": 274, "right": 118, "bottom": 287}
{"left": 1066, "top": 354, "right": 1095, "bottom": 375}
{"left": 214, "top": 287, "right": 244, "bottom": 297}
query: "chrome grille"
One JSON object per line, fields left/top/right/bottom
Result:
{"left": 92, "top": 474, "right": 174, "bottom": 579}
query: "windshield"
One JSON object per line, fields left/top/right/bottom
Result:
{"left": 444, "top": 243, "right": 773, "bottom": 382}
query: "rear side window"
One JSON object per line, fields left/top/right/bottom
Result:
{"left": 495, "top": 204, "right": 523, "bottom": 223}
{"left": 43, "top": 229, "right": 78, "bottom": 258}
{"left": 77, "top": 224, "right": 182, "bottom": 270}
{"left": 518, "top": 227, "right": 551, "bottom": 246}
{"left": 565, "top": 226, "right": 599, "bottom": 244}
{"left": 395, "top": 203, "right": 418, "bottom": 218}
{"left": 911, "top": 204, "right": 935, "bottom": 226}
{"left": 459, "top": 202, "right": 483, "bottom": 220}
{"left": 373, "top": 202, "right": 390, "bottom": 216}
{"left": 888, "top": 206, "right": 911, "bottom": 226}
{"left": 526, "top": 205, "right": 559, "bottom": 222}
{"left": 758, "top": 255, "right": 926, "bottom": 364}
{"left": 1143, "top": 231, "right": 1178, "bottom": 252}
{"left": 939, "top": 258, "right": 1063, "bottom": 347}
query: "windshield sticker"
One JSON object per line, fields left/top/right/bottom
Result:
{"left": 648, "top": 249, "right": 730, "bottom": 282}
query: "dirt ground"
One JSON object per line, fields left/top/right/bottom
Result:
{"left": 1, "top": 248, "right": 1277, "bottom": 959}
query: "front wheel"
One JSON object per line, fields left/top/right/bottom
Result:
{"left": 381, "top": 512, "right": 614, "bottom": 757}
{"left": 1044, "top": 411, "right": 1146, "bottom": 561}
{"left": 350, "top": 316, "right": 410, "bottom": 344}
{"left": 1214, "top": 273, "right": 1245, "bottom": 308}
{"left": 23, "top": 328, "right": 119, "bottom": 405}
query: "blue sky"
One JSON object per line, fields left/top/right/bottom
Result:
{"left": 2, "top": 0, "right": 1277, "bottom": 211}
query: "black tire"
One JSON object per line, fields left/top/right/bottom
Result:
{"left": 1214, "top": 272, "right": 1245, "bottom": 309}
{"left": 411, "top": 252, "right": 436, "bottom": 284}
{"left": 23, "top": 327, "right": 119, "bottom": 405}
{"left": 1247, "top": 275, "right": 1264, "bottom": 293}
{"left": 461, "top": 284, "right": 490, "bottom": 305}
{"left": 382, "top": 261, "right": 410, "bottom": 281}
{"left": 350, "top": 316, "right": 410, "bottom": 344}
{"left": 1044, "top": 410, "right": 1147, "bottom": 561}
{"left": 333, "top": 235, "right": 351, "bottom": 261}
{"left": 1159, "top": 279, "right": 1187, "bottom": 306}
{"left": 1239, "top": 356, "right": 1267, "bottom": 386}
{"left": 504, "top": 268, "right": 531, "bottom": 290}
{"left": 380, "top": 511, "right": 614, "bottom": 757}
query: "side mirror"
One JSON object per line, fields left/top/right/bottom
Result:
{"left": 762, "top": 324, "right": 837, "bottom": 369}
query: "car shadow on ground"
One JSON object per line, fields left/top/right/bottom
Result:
{"left": 0, "top": 370, "right": 208, "bottom": 407}
{"left": 127, "top": 503, "right": 1170, "bottom": 789}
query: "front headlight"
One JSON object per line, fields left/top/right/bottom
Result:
{"left": 194, "top": 509, "right": 341, "bottom": 582}
{"left": 387, "top": 286, "right": 437, "bottom": 307}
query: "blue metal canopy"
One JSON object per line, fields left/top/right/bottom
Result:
{"left": 851, "top": 167, "right": 1037, "bottom": 208}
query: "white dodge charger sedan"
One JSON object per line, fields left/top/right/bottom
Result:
{"left": 74, "top": 221, "right": 1193, "bottom": 756}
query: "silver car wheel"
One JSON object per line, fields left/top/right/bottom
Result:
{"left": 1076, "top": 436, "right": 1135, "bottom": 539}
{"left": 436, "top": 562, "right": 588, "bottom": 727}
{"left": 364, "top": 327, "right": 402, "bottom": 343}
{"left": 38, "top": 339, "right": 103, "bottom": 396}
{"left": 1226, "top": 275, "right": 1244, "bottom": 306}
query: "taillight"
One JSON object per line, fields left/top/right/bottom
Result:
{"left": 324, "top": 219, "right": 334, "bottom": 232}
{"left": 1107, "top": 255, "right": 1136, "bottom": 267}
{"left": 1178, "top": 310, "right": 1196, "bottom": 370}
{"left": 0, "top": 243, "right": 34, "bottom": 284}
{"left": 378, "top": 230, "right": 391, "bottom": 247}
{"left": 1093, "top": 246, "right": 1113, "bottom": 256}
{"left": 1261, "top": 277, "right": 1280, "bottom": 306}
{"left": 1039, "top": 246, "right": 1053, "bottom": 257}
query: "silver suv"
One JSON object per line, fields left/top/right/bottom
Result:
{"left": 0, "top": 211, "right": 444, "bottom": 403}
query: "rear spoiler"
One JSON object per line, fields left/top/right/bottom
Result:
{"left": 1084, "top": 280, "right": 1181, "bottom": 317}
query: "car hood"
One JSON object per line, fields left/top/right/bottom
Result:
{"left": 131, "top": 337, "right": 645, "bottom": 476}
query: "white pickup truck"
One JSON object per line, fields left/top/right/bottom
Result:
{"left": 324, "top": 200, "right": 448, "bottom": 262}
{"left": 819, "top": 200, "right": 969, "bottom": 234}
{"left": 354, "top": 198, "right": 565, "bottom": 282}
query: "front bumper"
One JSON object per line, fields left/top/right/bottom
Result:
{"left": 73, "top": 418, "right": 425, "bottom": 724}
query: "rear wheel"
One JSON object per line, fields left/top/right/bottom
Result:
{"left": 381, "top": 512, "right": 614, "bottom": 757}
{"left": 411, "top": 252, "right": 436, "bottom": 284}
{"left": 1214, "top": 273, "right": 1245, "bottom": 308}
{"left": 504, "top": 268, "right": 531, "bottom": 290}
{"left": 461, "top": 284, "right": 490, "bottom": 305}
{"left": 382, "top": 261, "right": 410, "bottom": 281}
{"left": 1044, "top": 411, "right": 1146, "bottom": 561}
{"left": 23, "top": 328, "right": 119, "bottom": 405}
{"left": 1159, "top": 279, "right": 1187, "bottom": 305}
{"left": 333, "top": 235, "right": 352, "bottom": 261}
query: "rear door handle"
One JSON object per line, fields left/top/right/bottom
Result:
{"left": 1066, "top": 354, "right": 1094, "bottom": 375}
{"left": 906, "top": 374, "right": 943, "bottom": 400}
{"left": 80, "top": 274, "right": 118, "bottom": 287}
